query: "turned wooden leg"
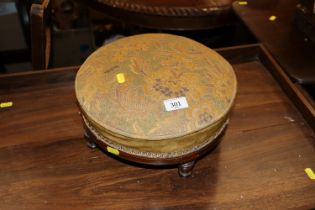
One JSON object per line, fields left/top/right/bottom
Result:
{"left": 178, "top": 161, "right": 195, "bottom": 177}
{"left": 84, "top": 129, "right": 97, "bottom": 149}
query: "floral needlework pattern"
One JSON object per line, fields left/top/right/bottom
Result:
{"left": 153, "top": 78, "right": 189, "bottom": 97}
{"left": 75, "top": 33, "right": 237, "bottom": 140}
{"left": 198, "top": 112, "right": 213, "bottom": 126}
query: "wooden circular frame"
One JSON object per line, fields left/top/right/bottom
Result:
{"left": 82, "top": 114, "right": 228, "bottom": 177}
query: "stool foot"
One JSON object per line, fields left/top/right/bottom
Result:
{"left": 178, "top": 161, "right": 195, "bottom": 177}
{"left": 84, "top": 130, "right": 97, "bottom": 149}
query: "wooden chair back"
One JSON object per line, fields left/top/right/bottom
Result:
{"left": 30, "top": 0, "right": 51, "bottom": 70}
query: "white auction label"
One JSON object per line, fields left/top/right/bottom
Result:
{"left": 163, "top": 97, "right": 189, "bottom": 111}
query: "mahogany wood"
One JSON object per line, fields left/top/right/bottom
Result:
{"left": 232, "top": 0, "right": 315, "bottom": 139}
{"left": 178, "top": 161, "right": 195, "bottom": 177}
{"left": 76, "top": 0, "right": 236, "bottom": 30}
{"left": 30, "top": 0, "right": 51, "bottom": 70}
{"left": 1, "top": 45, "right": 315, "bottom": 209}
{"left": 82, "top": 122, "right": 224, "bottom": 166}
{"left": 233, "top": 0, "right": 315, "bottom": 84}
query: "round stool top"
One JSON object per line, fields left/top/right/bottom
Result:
{"left": 75, "top": 33, "right": 236, "bottom": 141}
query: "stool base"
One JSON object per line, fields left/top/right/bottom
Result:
{"left": 83, "top": 121, "right": 223, "bottom": 178}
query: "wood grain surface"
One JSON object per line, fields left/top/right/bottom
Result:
{"left": 1, "top": 47, "right": 315, "bottom": 210}
{"left": 233, "top": 0, "right": 315, "bottom": 84}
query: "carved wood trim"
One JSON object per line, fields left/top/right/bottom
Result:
{"left": 97, "top": 0, "right": 232, "bottom": 16}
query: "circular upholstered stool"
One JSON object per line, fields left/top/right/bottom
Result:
{"left": 75, "top": 33, "right": 237, "bottom": 177}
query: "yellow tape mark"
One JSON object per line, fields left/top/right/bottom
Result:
{"left": 116, "top": 73, "right": 125, "bottom": 84}
{"left": 269, "top": 15, "right": 277, "bottom": 21}
{"left": 107, "top": 146, "right": 119, "bottom": 156}
{"left": 305, "top": 168, "right": 315, "bottom": 180}
{"left": 0, "top": 101, "right": 13, "bottom": 108}
{"left": 238, "top": 1, "right": 248, "bottom": 5}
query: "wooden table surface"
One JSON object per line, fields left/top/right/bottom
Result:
{"left": 233, "top": 0, "right": 315, "bottom": 84}
{"left": 1, "top": 47, "right": 315, "bottom": 209}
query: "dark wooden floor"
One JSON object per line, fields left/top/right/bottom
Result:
{"left": 1, "top": 47, "right": 315, "bottom": 209}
